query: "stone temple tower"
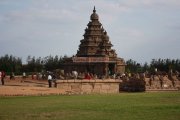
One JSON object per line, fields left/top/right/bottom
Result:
{"left": 64, "top": 7, "right": 125, "bottom": 76}
{"left": 77, "top": 7, "right": 117, "bottom": 58}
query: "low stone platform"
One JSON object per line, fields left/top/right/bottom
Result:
{"left": 56, "top": 79, "right": 122, "bottom": 94}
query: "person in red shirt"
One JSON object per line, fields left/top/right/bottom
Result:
{"left": 85, "top": 72, "right": 91, "bottom": 80}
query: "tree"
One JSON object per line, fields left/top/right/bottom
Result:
{"left": 0, "top": 54, "right": 22, "bottom": 74}
{"left": 125, "top": 59, "right": 142, "bottom": 73}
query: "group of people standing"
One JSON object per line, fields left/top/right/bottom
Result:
{"left": 47, "top": 73, "right": 57, "bottom": 88}
{"left": 0, "top": 71, "right": 6, "bottom": 85}
{"left": 0, "top": 70, "right": 57, "bottom": 88}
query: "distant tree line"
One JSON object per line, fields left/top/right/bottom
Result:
{"left": 0, "top": 54, "right": 22, "bottom": 74}
{"left": 0, "top": 54, "right": 180, "bottom": 75}
{"left": 0, "top": 54, "right": 68, "bottom": 75}
{"left": 125, "top": 58, "right": 180, "bottom": 73}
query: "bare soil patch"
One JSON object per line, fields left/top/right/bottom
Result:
{"left": 0, "top": 77, "right": 65, "bottom": 96}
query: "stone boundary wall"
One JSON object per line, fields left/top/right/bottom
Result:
{"left": 145, "top": 75, "right": 180, "bottom": 90}
{"left": 56, "top": 76, "right": 180, "bottom": 94}
{"left": 56, "top": 80, "right": 121, "bottom": 94}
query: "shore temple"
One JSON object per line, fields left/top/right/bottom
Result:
{"left": 63, "top": 7, "right": 125, "bottom": 77}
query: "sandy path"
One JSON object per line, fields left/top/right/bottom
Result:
{"left": 0, "top": 78, "right": 65, "bottom": 96}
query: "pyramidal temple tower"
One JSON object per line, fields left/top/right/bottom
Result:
{"left": 77, "top": 7, "right": 116, "bottom": 58}
{"left": 64, "top": 7, "right": 125, "bottom": 76}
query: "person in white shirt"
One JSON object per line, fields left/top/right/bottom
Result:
{"left": 48, "top": 74, "right": 52, "bottom": 88}
{"left": 72, "top": 71, "right": 78, "bottom": 79}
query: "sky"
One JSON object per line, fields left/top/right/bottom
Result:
{"left": 0, "top": 0, "right": 180, "bottom": 64}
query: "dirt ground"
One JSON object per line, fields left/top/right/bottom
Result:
{"left": 0, "top": 76, "right": 66, "bottom": 96}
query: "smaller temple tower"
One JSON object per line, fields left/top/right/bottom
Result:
{"left": 64, "top": 7, "right": 125, "bottom": 76}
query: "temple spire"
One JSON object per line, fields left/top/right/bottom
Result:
{"left": 90, "top": 6, "right": 99, "bottom": 20}
{"left": 93, "top": 6, "right": 96, "bottom": 13}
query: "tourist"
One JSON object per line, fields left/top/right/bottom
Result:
{"left": 42, "top": 73, "right": 46, "bottom": 80}
{"left": 21, "top": 72, "right": 26, "bottom": 82}
{"left": 85, "top": 72, "right": 91, "bottom": 80}
{"left": 23, "top": 72, "right": 26, "bottom": 78}
{"left": 72, "top": 70, "right": 78, "bottom": 79}
{"left": 32, "top": 72, "right": 37, "bottom": 80}
{"left": 48, "top": 74, "right": 52, "bottom": 88}
{"left": 113, "top": 73, "right": 116, "bottom": 79}
{"left": 10, "top": 72, "right": 15, "bottom": 80}
{"left": 0, "top": 71, "right": 2, "bottom": 85}
{"left": 94, "top": 74, "right": 97, "bottom": 79}
{"left": 38, "top": 73, "right": 42, "bottom": 80}
{"left": 52, "top": 73, "right": 57, "bottom": 87}
{"left": 90, "top": 73, "right": 94, "bottom": 79}
{"left": 0, "top": 71, "right": 6, "bottom": 85}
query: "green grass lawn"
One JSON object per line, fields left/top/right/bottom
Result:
{"left": 0, "top": 92, "right": 180, "bottom": 120}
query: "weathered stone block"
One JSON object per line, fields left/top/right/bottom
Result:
{"left": 145, "top": 78, "right": 151, "bottom": 86}
{"left": 102, "top": 84, "right": 110, "bottom": 90}
{"left": 82, "top": 89, "right": 92, "bottom": 94}
{"left": 100, "top": 89, "right": 108, "bottom": 93}
{"left": 58, "top": 84, "right": 71, "bottom": 91}
{"left": 109, "top": 84, "right": 119, "bottom": 89}
{"left": 81, "top": 84, "right": 92, "bottom": 93}
{"left": 154, "top": 76, "right": 160, "bottom": 81}
{"left": 174, "top": 81, "right": 180, "bottom": 88}
{"left": 108, "top": 89, "right": 118, "bottom": 93}
{"left": 93, "top": 89, "right": 100, "bottom": 93}
{"left": 71, "top": 83, "right": 81, "bottom": 92}
{"left": 81, "top": 84, "right": 93, "bottom": 89}
{"left": 93, "top": 84, "right": 101, "bottom": 89}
